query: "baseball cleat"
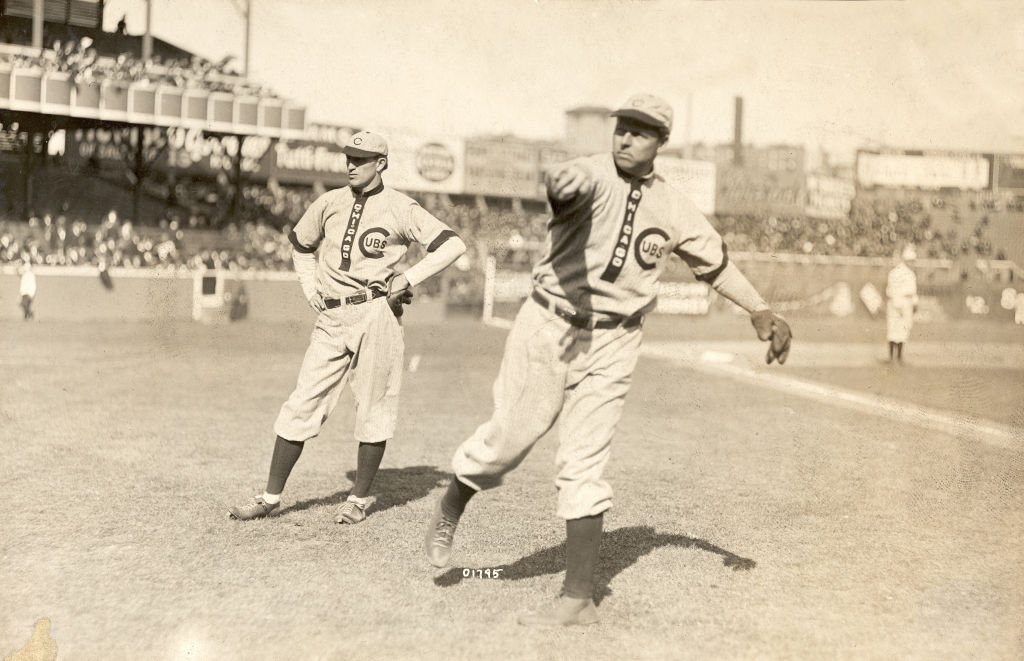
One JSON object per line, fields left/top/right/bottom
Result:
{"left": 336, "top": 495, "right": 373, "bottom": 524}
{"left": 424, "top": 499, "right": 459, "bottom": 568}
{"left": 228, "top": 495, "right": 280, "bottom": 520}
{"left": 516, "top": 594, "right": 599, "bottom": 628}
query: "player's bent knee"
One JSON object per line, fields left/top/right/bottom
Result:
{"left": 556, "top": 480, "right": 613, "bottom": 520}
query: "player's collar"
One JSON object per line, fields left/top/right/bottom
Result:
{"left": 351, "top": 182, "right": 385, "bottom": 198}
{"left": 613, "top": 160, "right": 657, "bottom": 183}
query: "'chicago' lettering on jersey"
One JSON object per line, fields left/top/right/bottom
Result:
{"left": 634, "top": 227, "right": 669, "bottom": 270}
{"left": 340, "top": 198, "right": 367, "bottom": 270}
{"left": 599, "top": 181, "right": 644, "bottom": 282}
{"left": 358, "top": 228, "right": 391, "bottom": 258}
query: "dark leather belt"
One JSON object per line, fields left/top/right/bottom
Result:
{"left": 531, "top": 289, "right": 643, "bottom": 330}
{"left": 324, "top": 289, "right": 385, "bottom": 309}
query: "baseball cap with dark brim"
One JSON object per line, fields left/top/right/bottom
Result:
{"left": 343, "top": 130, "right": 389, "bottom": 157}
{"left": 610, "top": 93, "right": 674, "bottom": 135}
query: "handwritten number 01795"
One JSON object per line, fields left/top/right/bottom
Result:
{"left": 462, "top": 568, "right": 504, "bottom": 579}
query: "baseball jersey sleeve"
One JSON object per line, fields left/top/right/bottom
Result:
{"left": 672, "top": 205, "right": 729, "bottom": 283}
{"left": 398, "top": 202, "right": 466, "bottom": 288}
{"left": 288, "top": 193, "right": 330, "bottom": 253}
{"left": 400, "top": 202, "right": 457, "bottom": 250}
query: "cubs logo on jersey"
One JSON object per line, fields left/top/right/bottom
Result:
{"left": 634, "top": 227, "right": 669, "bottom": 270}
{"left": 359, "top": 228, "right": 391, "bottom": 258}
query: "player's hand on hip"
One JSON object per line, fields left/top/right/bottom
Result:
{"left": 389, "top": 273, "right": 411, "bottom": 295}
{"left": 310, "top": 292, "right": 326, "bottom": 313}
{"left": 750, "top": 309, "right": 792, "bottom": 365}
{"left": 386, "top": 274, "right": 414, "bottom": 317}
{"left": 544, "top": 163, "right": 594, "bottom": 202}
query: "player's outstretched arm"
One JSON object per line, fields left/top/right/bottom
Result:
{"left": 543, "top": 161, "right": 595, "bottom": 203}
{"left": 705, "top": 260, "right": 792, "bottom": 365}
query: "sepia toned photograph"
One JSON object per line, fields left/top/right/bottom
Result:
{"left": 1, "top": 1, "right": 1022, "bottom": 659}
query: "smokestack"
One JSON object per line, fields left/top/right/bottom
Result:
{"left": 733, "top": 96, "right": 744, "bottom": 166}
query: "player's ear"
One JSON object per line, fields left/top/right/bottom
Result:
{"left": 376, "top": 156, "right": 388, "bottom": 173}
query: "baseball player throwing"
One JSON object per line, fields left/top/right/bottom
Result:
{"left": 230, "top": 130, "right": 466, "bottom": 524}
{"left": 424, "top": 93, "right": 792, "bottom": 626}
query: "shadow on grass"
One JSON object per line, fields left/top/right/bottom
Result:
{"left": 434, "top": 525, "right": 756, "bottom": 604}
{"left": 277, "top": 465, "right": 448, "bottom": 517}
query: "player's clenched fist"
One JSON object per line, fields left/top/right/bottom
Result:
{"left": 750, "top": 309, "right": 792, "bottom": 365}
{"left": 544, "top": 162, "right": 594, "bottom": 202}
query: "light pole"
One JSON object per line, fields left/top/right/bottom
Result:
{"left": 142, "top": 0, "right": 153, "bottom": 62}
{"left": 228, "top": 0, "right": 253, "bottom": 77}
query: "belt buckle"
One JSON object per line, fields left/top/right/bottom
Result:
{"left": 562, "top": 309, "right": 595, "bottom": 330}
{"left": 345, "top": 292, "right": 368, "bottom": 305}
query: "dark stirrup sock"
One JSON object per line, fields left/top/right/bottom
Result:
{"left": 266, "top": 435, "right": 304, "bottom": 495}
{"left": 352, "top": 440, "right": 387, "bottom": 498}
{"left": 562, "top": 513, "right": 604, "bottom": 600}
{"left": 440, "top": 476, "right": 477, "bottom": 521}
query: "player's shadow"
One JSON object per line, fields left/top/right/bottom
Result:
{"left": 433, "top": 525, "right": 756, "bottom": 604}
{"left": 278, "top": 465, "right": 448, "bottom": 516}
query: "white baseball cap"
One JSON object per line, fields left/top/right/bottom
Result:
{"left": 343, "top": 131, "right": 388, "bottom": 158}
{"left": 610, "top": 93, "right": 674, "bottom": 135}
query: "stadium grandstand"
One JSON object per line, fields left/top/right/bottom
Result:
{"left": 1, "top": 1, "right": 1022, "bottom": 325}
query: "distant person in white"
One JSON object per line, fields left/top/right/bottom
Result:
{"left": 886, "top": 244, "right": 918, "bottom": 363}
{"left": 19, "top": 260, "right": 36, "bottom": 321}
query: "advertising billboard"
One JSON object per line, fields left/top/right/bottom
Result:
{"left": 805, "top": 173, "right": 855, "bottom": 219}
{"left": 994, "top": 154, "right": 1024, "bottom": 193}
{"left": 856, "top": 150, "right": 993, "bottom": 190}
{"left": 383, "top": 132, "right": 465, "bottom": 194}
{"left": 464, "top": 137, "right": 541, "bottom": 199}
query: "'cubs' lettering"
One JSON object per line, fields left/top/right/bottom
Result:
{"left": 358, "top": 227, "right": 391, "bottom": 258}
{"left": 600, "top": 181, "right": 644, "bottom": 282}
{"left": 634, "top": 228, "right": 670, "bottom": 270}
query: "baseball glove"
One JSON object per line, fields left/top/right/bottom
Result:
{"left": 750, "top": 309, "right": 792, "bottom": 365}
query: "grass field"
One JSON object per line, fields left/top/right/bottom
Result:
{"left": 2, "top": 311, "right": 1023, "bottom": 660}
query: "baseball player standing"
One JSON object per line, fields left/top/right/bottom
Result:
{"left": 424, "top": 94, "right": 792, "bottom": 626}
{"left": 885, "top": 243, "right": 918, "bottom": 364}
{"left": 230, "top": 131, "right": 466, "bottom": 524}
{"left": 19, "top": 260, "right": 36, "bottom": 321}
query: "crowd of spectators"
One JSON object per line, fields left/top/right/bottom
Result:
{"left": 1, "top": 179, "right": 1014, "bottom": 277}
{"left": 717, "top": 193, "right": 1003, "bottom": 260}
{"left": 1, "top": 37, "right": 277, "bottom": 98}
{"left": 0, "top": 209, "right": 294, "bottom": 272}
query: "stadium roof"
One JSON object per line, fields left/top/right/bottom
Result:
{"left": 565, "top": 105, "right": 612, "bottom": 116}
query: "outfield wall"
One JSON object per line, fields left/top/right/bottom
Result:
{"left": 0, "top": 267, "right": 453, "bottom": 324}
{"left": 0, "top": 268, "right": 311, "bottom": 323}
{"left": 2, "top": 261, "right": 1020, "bottom": 324}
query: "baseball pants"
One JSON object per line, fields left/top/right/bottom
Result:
{"left": 452, "top": 296, "right": 642, "bottom": 520}
{"left": 886, "top": 300, "right": 914, "bottom": 343}
{"left": 274, "top": 298, "right": 404, "bottom": 444}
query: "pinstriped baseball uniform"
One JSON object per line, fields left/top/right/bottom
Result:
{"left": 275, "top": 184, "right": 459, "bottom": 444}
{"left": 452, "top": 152, "right": 732, "bottom": 519}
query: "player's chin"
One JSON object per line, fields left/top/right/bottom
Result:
{"left": 613, "top": 153, "right": 638, "bottom": 172}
